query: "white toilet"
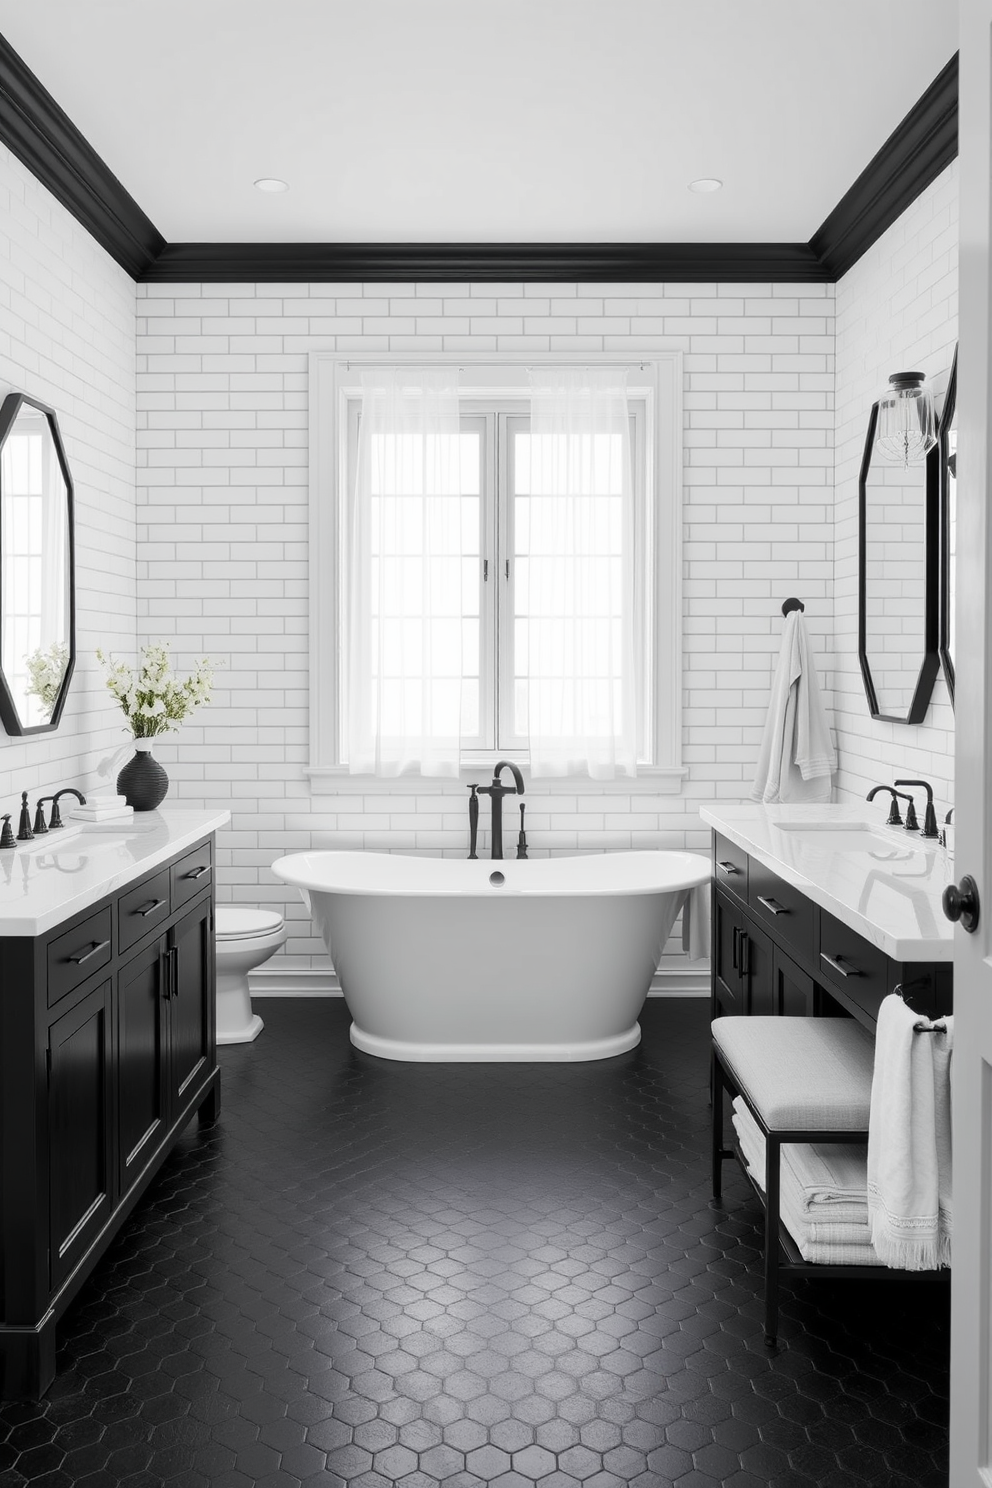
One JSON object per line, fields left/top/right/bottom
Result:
{"left": 215, "top": 906, "right": 287, "bottom": 1045}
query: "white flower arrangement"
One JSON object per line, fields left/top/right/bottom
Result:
{"left": 96, "top": 643, "right": 216, "bottom": 739}
{"left": 25, "top": 640, "right": 70, "bottom": 719}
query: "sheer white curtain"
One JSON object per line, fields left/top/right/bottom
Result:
{"left": 521, "top": 368, "right": 638, "bottom": 778}
{"left": 347, "top": 368, "right": 468, "bottom": 776}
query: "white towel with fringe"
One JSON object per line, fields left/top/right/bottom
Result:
{"left": 867, "top": 994, "right": 953, "bottom": 1270}
{"left": 934, "top": 1017, "right": 954, "bottom": 1243}
{"left": 750, "top": 609, "right": 836, "bottom": 803}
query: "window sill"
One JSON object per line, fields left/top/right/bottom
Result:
{"left": 305, "top": 764, "right": 688, "bottom": 796}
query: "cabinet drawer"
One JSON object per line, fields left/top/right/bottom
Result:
{"left": 817, "top": 910, "right": 893, "bottom": 1023}
{"left": 713, "top": 834, "right": 748, "bottom": 900}
{"left": 171, "top": 840, "right": 213, "bottom": 910}
{"left": 119, "top": 868, "right": 171, "bottom": 952}
{"left": 747, "top": 859, "right": 814, "bottom": 962}
{"left": 47, "top": 907, "right": 113, "bottom": 1007}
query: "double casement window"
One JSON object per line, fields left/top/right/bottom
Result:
{"left": 308, "top": 356, "right": 682, "bottom": 784}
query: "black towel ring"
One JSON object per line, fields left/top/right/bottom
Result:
{"left": 781, "top": 597, "right": 805, "bottom": 616}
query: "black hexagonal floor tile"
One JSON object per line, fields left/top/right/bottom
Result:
{"left": 0, "top": 1000, "right": 949, "bottom": 1485}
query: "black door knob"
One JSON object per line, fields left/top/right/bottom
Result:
{"left": 942, "top": 874, "right": 980, "bottom": 933}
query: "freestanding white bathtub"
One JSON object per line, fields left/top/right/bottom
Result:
{"left": 271, "top": 850, "right": 710, "bottom": 1063}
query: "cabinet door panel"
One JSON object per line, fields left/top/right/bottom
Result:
{"left": 773, "top": 945, "right": 816, "bottom": 1017}
{"left": 169, "top": 900, "right": 214, "bottom": 1119}
{"left": 49, "top": 982, "right": 113, "bottom": 1290}
{"left": 713, "top": 890, "right": 743, "bottom": 1015}
{"left": 742, "top": 920, "right": 774, "bottom": 1016}
{"left": 117, "top": 939, "right": 169, "bottom": 1198}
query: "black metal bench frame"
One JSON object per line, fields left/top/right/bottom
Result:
{"left": 711, "top": 1044, "right": 947, "bottom": 1346}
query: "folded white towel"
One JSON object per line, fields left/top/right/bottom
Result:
{"left": 751, "top": 610, "right": 837, "bottom": 804}
{"left": 778, "top": 1187, "right": 883, "bottom": 1267}
{"left": 681, "top": 880, "right": 711, "bottom": 962}
{"left": 70, "top": 804, "right": 134, "bottom": 822}
{"left": 85, "top": 793, "right": 127, "bottom": 807}
{"left": 732, "top": 1097, "right": 869, "bottom": 1223}
{"left": 731, "top": 1101, "right": 880, "bottom": 1263}
{"left": 867, "top": 994, "right": 952, "bottom": 1271}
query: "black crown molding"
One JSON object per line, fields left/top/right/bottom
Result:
{"left": 811, "top": 53, "right": 958, "bottom": 280}
{"left": 0, "top": 34, "right": 163, "bottom": 279}
{"left": 0, "top": 32, "right": 957, "bottom": 286}
{"left": 144, "top": 239, "right": 828, "bottom": 284}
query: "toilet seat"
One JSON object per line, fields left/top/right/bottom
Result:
{"left": 216, "top": 906, "right": 285, "bottom": 941}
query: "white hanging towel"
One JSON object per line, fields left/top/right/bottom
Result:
{"left": 867, "top": 994, "right": 953, "bottom": 1270}
{"left": 751, "top": 610, "right": 836, "bottom": 803}
{"left": 680, "top": 879, "right": 711, "bottom": 961}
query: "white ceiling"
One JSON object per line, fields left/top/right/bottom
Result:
{"left": 0, "top": 0, "right": 958, "bottom": 245}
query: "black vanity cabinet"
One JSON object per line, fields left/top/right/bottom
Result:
{"left": 713, "top": 845, "right": 813, "bottom": 1018}
{"left": 711, "top": 832, "right": 951, "bottom": 1031}
{"left": 0, "top": 835, "right": 219, "bottom": 1401}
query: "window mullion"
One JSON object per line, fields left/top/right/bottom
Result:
{"left": 496, "top": 413, "right": 511, "bottom": 752}
{"left": 480, "top": 411, "right": 499, "bottom": 751}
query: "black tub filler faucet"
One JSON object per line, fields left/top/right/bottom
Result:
{"left": 468, "top": 760, "right": 525, "bottom": 860}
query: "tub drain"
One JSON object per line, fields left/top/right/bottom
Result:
{"left": 489, "top": 871, "right": 505, "bottom": 886}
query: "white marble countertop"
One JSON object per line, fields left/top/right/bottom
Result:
{"left": 699, "top": 802, "right": 954, "bottom": 962}
{"left": 0, "top": 807, "right": 230, "bottom": 936}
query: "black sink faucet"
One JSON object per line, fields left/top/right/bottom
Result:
{"left": 474, "top": 760, "right": 525, "bottom": 860}
{"left": 894, "top": 779, "right": 939, "bottom": 838}
{"left": 48, "top": 787, "right": 86, "bottom": 830}
{"left": 866, "top": 784, "right": 913, "bottom": 827}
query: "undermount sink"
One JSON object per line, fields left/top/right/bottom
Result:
{"left": 774, "top": 821, "right": 874, "bottom": 833}
{"left": 773, "top": 821, "right": 928, "bottom": 854}
{"left": 12, "top": 817, "right": 157, "bottom": 855}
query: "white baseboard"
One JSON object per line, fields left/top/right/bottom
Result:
{"left": 250, "top": 964, "right": 710, "bottom": 1000}
{"left": 251, "top": 968, "right": 340, "bottom": 997}
{"left": 647, "top": 967, "right": 710, "bottom": 998}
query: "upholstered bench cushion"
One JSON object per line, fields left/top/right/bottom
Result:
{"left": 712, "top": 1016, "right": 874, "bottom": 1131}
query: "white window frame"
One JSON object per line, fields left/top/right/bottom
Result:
{"left": 307, "top": 352, "right": 684, "bottom": 791}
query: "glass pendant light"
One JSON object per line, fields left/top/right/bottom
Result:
{"left": 875, "top": 371, "right": 937, "bottom": 466}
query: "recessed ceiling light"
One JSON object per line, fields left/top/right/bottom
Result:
{"left": 254, "top": 178, "right": 289, "bottom": 193}
{"left": 688, "top": 178, "right": 723, "bottom": 194}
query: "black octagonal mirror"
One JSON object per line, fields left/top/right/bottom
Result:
{"left": 858, "top": 399, "right": 939, "bottom": 725}
{"left": 0, "top": 392, "right": 75, "bottom": 734}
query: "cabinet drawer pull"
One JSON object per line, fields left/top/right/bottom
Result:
{"left": 68, "top": 939, "right": 110, "bottom": 966}
{"left": 184, "top": 864, "right": 209, "bottom": 881}
{"left": 819, "top": 951, "right": 862, "bottom": 979}
{"left": 137, "top": 898, "right": 165, "bottom": 918}
{"left": 731, "top": 925, "right": 740, "bottom": 971}
{"left": 757, "top": 895, "right": 789, "bottom": 916}
{"left": 717, "top": 860, "right": 739, "bottom": 875}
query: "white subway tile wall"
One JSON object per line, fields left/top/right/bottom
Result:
{"left": 136, "top": 278, "right": 837, "bottom": 975}
{"left": 833, "top": 162, "right": 957, "bottom": 815}
{"left": 0, "top": 139, "right": 959, "bottom": 987}
{"left": 0, "top": 145, "right": 136, "bottom": 805}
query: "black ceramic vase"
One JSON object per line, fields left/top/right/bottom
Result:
{"left": 117, "top": 743, "right": 169, "bottom": 811}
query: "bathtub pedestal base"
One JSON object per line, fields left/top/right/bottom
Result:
{"left": 349, "top": 1021, "right": 642, "bottom": 1063}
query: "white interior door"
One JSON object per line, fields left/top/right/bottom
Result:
{"left": 950, "top": 3, "right": 992, "bottom": 1480}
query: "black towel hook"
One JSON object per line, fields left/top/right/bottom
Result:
{"left": 781, "top": 597, "right": 805, "bottom": 616}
